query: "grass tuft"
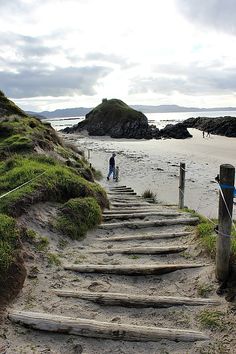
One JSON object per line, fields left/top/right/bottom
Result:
{"left": 55, "top": 197, "right": 102, "bottom": 240}
{"left": 198, "top": 310, "right": 225, "bottom": 330}
{"left": 142, "top": 189, "right": 156, "bottom": 202}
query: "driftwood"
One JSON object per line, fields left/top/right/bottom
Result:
{"left": 103, "top": 212, "right": 181, "bottom": 221}
{"left": 9, "top": 310, "right": 208, "bottom": 342}
{"left": 99, "top": 231, "right": 191, "bottom": 242}
{"left": 109, "top": 188, "right": 134, "bottom": 192}
{"left": 103, "top": 208, "right": 165, "bottom": 214}
{"left": 64, "top": 263, "right": 205, "bottom": 275}
{"left": 90, "top": 245, "right": 188, "bottom": 255}
{"left": 111, "top": 203, "right": 151, "bottom": 208}
{"left": 108, "top": 192, "right": 137, "bottom": 196}
{"left": 99, "top": 217, "right": 199, "bottom": 229}
{"left": 54, "top": 290, "right": 220, "bottom": 308}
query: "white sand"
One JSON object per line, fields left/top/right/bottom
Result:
{"left": 63, "top": 129, "right": 236, "bottom": 218}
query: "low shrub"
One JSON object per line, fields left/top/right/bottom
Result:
{"left": 55, "top": 197, "right": 102, "bottom": 240}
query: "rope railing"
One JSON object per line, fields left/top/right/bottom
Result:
{"left": 0, "top": 172, "right": 46, "bottom": 200}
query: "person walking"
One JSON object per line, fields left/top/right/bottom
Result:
{"left": 107, "top": 153, "right": 116, "bottom": 180}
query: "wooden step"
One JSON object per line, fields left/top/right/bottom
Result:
{"left": 109, "top": 187, "right": 134, "bottom": 192}
{"left": 64, "top": 263, "right": 205, "bottom": 275}
{"left": 103, "top": 208, "right": 165, "bottom": 214}
{"left": 99, "top": 231, "right": 191, "bottom": 242}
{"left": 111, "top": 203, "right": 151, "bottom": 208}
{"left": 55, "top": 290, "right": 220, "bottom": 308}
{"left": 9, "top": 310, "right": 209, "bottom": 342}
{"left": 108, "top": 192, "right": 137, "bottom": 196}
{"left": 89, "top": 245, "right": 188, "bottom": 255}
{"left": 99, "top": 217, "right": 199, "bottom": 229}
{"left": 103, "top": 212, "right": 181, "bottom": 221}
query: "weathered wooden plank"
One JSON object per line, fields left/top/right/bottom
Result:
{"left": 9, "top": 311, "right": 209, "bottom": 342}
{"left": 90, "top": 245, "right": 188, "bottom": 255}
{"left": 103, "top": 208, "right": 165, "bottom": 214}
{"left": 111, "top": 203, "right": 151, "bottom": 208}
{"left": 64, "top": 263, "right": 205, "bottom": 275}
{"left": 108, "top": 192, "right": 137, "bottom": 196}
{"left": 109, "top": 188, "right": 134, "bottom": 192}
{"left": 99, "top": 217, "right": 199, "bottom": 229}
{"left": 54, "top": 290, "right": 220, "bottom": 308}
{"left": 103, "top": 212, "right": 181, "bottom": 221}
{"left": 99, "top": 231, "right": 191, "bottom": 242}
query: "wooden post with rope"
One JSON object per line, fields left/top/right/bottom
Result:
{"left": 178, "top": 163, "right": 185, "bottom": 209}
{"left": 216, "top": 164, "right": 235, "bottom": 282}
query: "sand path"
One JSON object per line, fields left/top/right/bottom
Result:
{"left": 3, "top": 186, "right": 234, "bottom": 353}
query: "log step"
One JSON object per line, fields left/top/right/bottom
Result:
{"left": 103, "top": 212, "right": 181, "bottom": 221}
{"left": 9, "top": 310, "right": 209, "bottom": 342}
{"left": 108, "top": 192, "right": 137, "bottom": 196}
{"left": 89, "top": 245, "right": 188, "bottom": 255}
{"left": 103, "top": 208, "right": 165, "bottom": 214}
{"left": 99, "top": 217, "right": 199, "bottom": 229}
{"left": 55, "top": 290, "right": 220, "bottom": 308}
{"left": 111, "top": 202, "right": 151, "bottom": 207}
{"left": 109, "top": 188, "right": 134, "bottom": 192}
{"left": 99, "top": 231, "right": 191, "bottom": 242}
{"left": 64, "top": 263, "right": 205, "bottom": 275}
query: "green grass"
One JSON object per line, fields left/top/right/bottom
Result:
{"left": 36, "top": 237, "right": 49, "bottom": 251}
{"left": 0, "top": 213, "right": 19, "bottom": 274}
{"left": 55, "top": 197, "right": 102, "bottom": 240}
{"left": 0, "top": 116, "right": 62, "bottom": 157}
{"left": 0, "top": 154, "right": 108, "bottom": 216}
{"left": 196, "top": 216, "right": 236, "bottom": 260}
{"left": 47, "top": 253, "right": 61, "bottom": 266}
{"left": 0, "top": 90, "right": 27, "bottom": 117}
{"left": 197, "top": 310, "right": 225, "bottom": 330}
{"left": 197, "top": 283, "right": 214, "bottom": 298}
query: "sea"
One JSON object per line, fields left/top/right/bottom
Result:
{"left": 45, "top": 110, "right": 236, "bottom": 131}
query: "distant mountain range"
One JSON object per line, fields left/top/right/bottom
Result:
{"left": 27, "top": 104, "right": 236, "bottom": 119}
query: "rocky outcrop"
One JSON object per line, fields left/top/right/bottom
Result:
{"left": 63, "top": 99, "right": 191, "bottom": 140}
{"left": 160, "top": 123, "right": 192, "bottom": 139}
{"left": 64, "top": 99, "right": 154, "bottom": 139}
{"left": 183, "top": 116, "right": 236, "bottom": 137}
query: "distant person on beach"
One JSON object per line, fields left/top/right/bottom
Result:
{"left": 202, "top": 131, "right": 205, "bottom": 138}
{"left": 107, "top": 153, "right": 116, "bottom": 180}
{"left": 206, "top": 130, "right": 210, "bottom": 137}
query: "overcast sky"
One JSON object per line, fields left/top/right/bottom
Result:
{"left": 1, "top": 0, "right": 236, "bottom": 111}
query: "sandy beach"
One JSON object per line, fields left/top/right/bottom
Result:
{"left": 62, "top": 129, "right": 236, "bottom": 218}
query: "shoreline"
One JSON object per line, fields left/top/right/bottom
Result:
{"left": 62, "top": 129, "right": 236, "bottom": 218}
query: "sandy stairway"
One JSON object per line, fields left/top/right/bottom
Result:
{"left": 9, "top": 185, "right": 219, "bottom": 351}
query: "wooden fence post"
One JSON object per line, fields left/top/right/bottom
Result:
{"left": 216, "top": 164, "right": 235, "bottom": 282}
{"left": 179, "top": 163, "right": 185, "bottom": 209}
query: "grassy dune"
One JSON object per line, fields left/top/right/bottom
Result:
{"left": 0, "top": 90, "right": 108, "bottom": 300}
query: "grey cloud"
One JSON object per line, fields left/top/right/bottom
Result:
{"left": 0, "top": 65, "right": 113, "bottom": 98}
{"left": 176, "top": 0, "right": 236, "bottom": 34}
{"left": 129, "top": 62, "right": 236, "bottom": 96}
{"left": 85, "top": 52, "right": 136, "bottom": 69}
{"left": 0, "top": 32, "right": 60, "bottom": 59}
